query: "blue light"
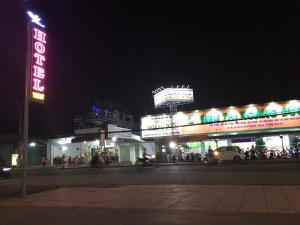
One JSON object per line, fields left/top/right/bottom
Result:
{"left": 92, "top": 105, "right": 100, "bottom": 114}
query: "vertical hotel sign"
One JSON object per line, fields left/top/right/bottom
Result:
{"left": 27, "top": 11, "right": 46, "bottom": 103}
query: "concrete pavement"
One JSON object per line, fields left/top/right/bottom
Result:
{"left": 1, "top": 185, "right": 300, "bottom": 224}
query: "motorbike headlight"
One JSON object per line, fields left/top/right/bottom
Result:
{"left": 2, "top": 167, "right": 11, "bottom": 172}
{"left": 213, "top": 151, "right": 219, "bottom": 156}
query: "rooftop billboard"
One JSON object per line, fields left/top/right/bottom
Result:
{"left": 153, "top": 88, "right": 194, "bottom": 108}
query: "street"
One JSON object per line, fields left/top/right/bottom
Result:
{"left": 1, "top": 162, "right": 300, "bottom": 196}
{"left": 4, "top": 161, "right": 300, "bottom": 187}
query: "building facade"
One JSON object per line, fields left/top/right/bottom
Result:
{"left": 141, "top": 100, "right": 300, "bottom": 161}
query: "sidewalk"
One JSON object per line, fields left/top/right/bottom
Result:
{"left": 0, "top": 185, "right": 300, "bottom": 225}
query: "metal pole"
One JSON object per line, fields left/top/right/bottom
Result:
{"left": 22, "top": 23, "right": 32, "bottom": 196}
{"left": 215, "top": 140, "right": 219, "bottom": 149}
{"left": 280, "top": 135, "right": 284, "bottom": 151}
{"left": 18, "top": 102, "right": 23, "bottom": 168}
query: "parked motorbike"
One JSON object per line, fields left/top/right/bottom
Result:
{"left": 136, "top": 155, "right": 156, "bottom": 167}
{"left": 203, "top": 153, "right": 222, "bottom": 166}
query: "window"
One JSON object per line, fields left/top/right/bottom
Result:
{"left": 119, "top": 113, "right": 123, "bottom": 120}
{"left": 226, "top": 146, "right": 236, "bottom": 151}
{"left": 218, "top": 147, "right": 226, "bottom": 152}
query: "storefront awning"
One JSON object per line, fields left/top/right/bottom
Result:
{"left": 116, "top": 137, "right": 144, "bottom": 143}
{"left": 71, "top": 134, "right": 99, "bottom": 143}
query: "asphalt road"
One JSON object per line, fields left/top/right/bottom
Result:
{"left": 3, "top": 161, "right": 300, "bottom": 187}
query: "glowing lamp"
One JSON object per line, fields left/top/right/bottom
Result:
{"left": 169, "top": 141, "right": 176, "bottom": 149}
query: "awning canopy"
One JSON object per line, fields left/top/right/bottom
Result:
{"left": 71, "top": 134, "right": 99, "bottom": 143}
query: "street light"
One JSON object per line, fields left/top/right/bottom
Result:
{"left": 29, "top": 142, "right": 36, "bottom": 147}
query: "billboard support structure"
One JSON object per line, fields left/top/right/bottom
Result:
{"left": 169, "top": 104, "right": 177, "bottom": 136}
{"left": 152, "top": 85, "right": 194, "bottom": 137}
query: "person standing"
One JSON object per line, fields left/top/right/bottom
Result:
{"left": 41, "top": 157, "right": 46, "bottom": 168}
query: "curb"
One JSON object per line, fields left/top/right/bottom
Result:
{"left": 12, "top": 159, "right": 300, "bottom": 171}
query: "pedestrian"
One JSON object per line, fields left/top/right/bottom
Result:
{"left": 166, "top": 153, "right": 170, "bottom": 163}
{"left": 208, "top": 146, "right": 213, "bottom": 159}
{"left": 62, "top": 154, "right": 67, "bottom": 169}
{"left": 172, "top": 154, "right": 176, "bottom": 163}
{"left": 68, "top": 156, "right": 72, "bottom": 168}
{"left": 41, "top": 157, "right": 47, "bottom": 168}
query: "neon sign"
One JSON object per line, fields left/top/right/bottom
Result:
{"left": 29, "top": 17, "right": 47, "bottom": 103}
{"left": 27, "top": 11, "right": 45, "bottom": 28}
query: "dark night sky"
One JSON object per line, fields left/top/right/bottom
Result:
{"left": 0, "top": 1, "right": 299, "bottom": 137}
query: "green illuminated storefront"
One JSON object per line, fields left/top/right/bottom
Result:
{"left": 141, "top": 100, "right": 300, "bottom": 159}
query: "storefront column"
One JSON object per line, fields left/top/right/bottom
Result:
{"left": 201, "top": 141, "right": 206, "bottom": 156}
{"left": 117, "top": 144, "right": 121, "bottom": 163}
{"left": 227, "top": 139, "right": 232, "bottom": 146}
{"left": 154, "top": 139, "right": 161, "bottom": 154}
{"left": 138, "top": 144, "right": 142, "bottom": 158}
{"left": 46, "top": 142, "right": 52, "bottom": 164}
{"left": 129, "top": 145, "right": 136, "bottom": 164}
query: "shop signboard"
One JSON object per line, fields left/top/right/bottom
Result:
{"left": 107, "top": 124, "right": 132, "bottom": 139}
{"left": 153, "top": 88, "right": 194, "bottom": 108}
{"left": 141, "top": 100, "right": 300, "bottom": 138}
{"left": 141, "top": 113, "right": 181, "bottom": 138}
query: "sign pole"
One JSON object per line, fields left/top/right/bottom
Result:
{"left": 21, "top": 23, "right": 32, "bottom": 197}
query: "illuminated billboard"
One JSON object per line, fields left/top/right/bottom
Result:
{"left": 28, "top": 12, "right": 47, "bottom": 103}
{"left": 153, "top": 88, "right": 194, "bottom": 108}
{"left": 141, "top": 100, "right": 300, "bottom": 138}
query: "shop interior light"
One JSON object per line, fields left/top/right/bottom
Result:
{"left": 29, "top": 142, "right": 36, "bottom": 147}
{"left": 83, "top": 141, "right": 87, "bottom": 144}
{"left": 169, "top": 141, "right": 177, "bottom": 149}
{"left": 95, "top": 140, "right": 100, "bottom": 145}
{"left": 265, "top": 102, "right": 282, "bottom": 114}
{"left": 61, "top": 146, "right": 68, "bottom": 151}
{"left": 112, "top": 136, "right": 117, "bottom": 142}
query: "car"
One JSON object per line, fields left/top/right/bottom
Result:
{"left": 212, "top": 146, "right": 245, "bottom": 161}
{"left": 0, "top": 159, "right": 12, "bottom": 178}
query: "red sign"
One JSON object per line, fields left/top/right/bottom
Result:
{"left": 30, "top": 26, "right": 46, "bottom": 103}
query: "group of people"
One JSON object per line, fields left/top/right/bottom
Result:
{"left": 52, "top": 154, "right": 86, "bottom": 167}
{"left": 164, "top": 152, "right": 202, "bottom": 163}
